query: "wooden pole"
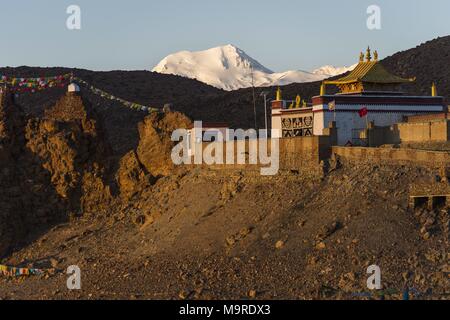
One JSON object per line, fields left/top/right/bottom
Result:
{"left": 366, "top": 114, "right": 370, "bottom": 147}
{"left": 251, "top": 66, "right": 258, "bottom": 131}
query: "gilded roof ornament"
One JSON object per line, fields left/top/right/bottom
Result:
{"left": 365, "top": 47, "right": 372, "bottom": 62}
{"left": 359, "top": 52, "right": 364, "bottom": 62}
{"left": 295, "top": 95, "right": 301, "bottom": 108}
{"left": 432, "top": 82, "right": 438, "bottom": 96}
{"left": 374, "top": 50, "right": 379, "bottom": 62}
{"left": 276, "top": 87, "right": 282, "bottom": 101}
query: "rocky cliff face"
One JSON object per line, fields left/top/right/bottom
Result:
{"left": 0, "top": 92, "right": 25, "bottom": 160}
{"left": 137, "top": 111, "right": 192, "bottom": 177}
{"left": 0, "top": 91, "right": 27, "bottom": 256}
{"left": 0, "top": 91, "right": 115, "bottom": 256}
{"left": 0, "top": 88, "right": 448, "bottom": 299}
{"left": 115, "top": 111, "right": 192, "bottom": 202}
{"left": 26, "top": 93, "right": 113, "bottom": 215}
{"left": 0, "top": 88, "right": 193, "bottom": 257}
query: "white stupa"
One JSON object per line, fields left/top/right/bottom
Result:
{"left": 68, "top": 83, "right": 80, "bottom": 93}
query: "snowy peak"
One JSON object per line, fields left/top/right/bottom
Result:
{"left": 219, "top": 44, "right": 273, "bottom": 73}
{"left": 152, "top": 45, "right": 355, "bottom": 90}
{"left": 153, "top": 44, "right": 272, "bottom": 75}
{"left": 152, "top": 45, "right": 275, "bottom": 90}
{"left": 312, "top": 64, "right": 358, "bottom": 77}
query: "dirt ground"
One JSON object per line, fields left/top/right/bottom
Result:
{"left": 0, "top": 86, "right": 448, "bottom": 300}
{"left": 1, "top": 162, "right": 448, "bottom": 300}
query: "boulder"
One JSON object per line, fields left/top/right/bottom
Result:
{"left": 136, "top": 111, "right": 192, "bottom": 177}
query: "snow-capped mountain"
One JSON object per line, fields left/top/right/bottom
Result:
{"left": 152, "top": 45, "right": 355, "bottom": 91}
{"left": 312, "top": 65, "right": 357, "bottom": 77}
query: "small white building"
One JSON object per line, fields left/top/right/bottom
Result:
{"left": 271, "top": 89, "right": 314, "bottom": 139}
{"left": 187, "top": 122, "right": 229, "bottom": 157}
{"left": 68, "top": 82, "right": 80, "bottom": 93}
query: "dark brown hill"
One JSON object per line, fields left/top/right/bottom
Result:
{"left": 382, "top": 36, "right": 450, "bottom": 98}
{"left": 192, "top": 35, "right": 450, "bottom": 129}
{"left": 0, "top": 67, "right": 221, "bottom": 156}
{"left": 2, "top": 35, "right": 449, "bottom": 141}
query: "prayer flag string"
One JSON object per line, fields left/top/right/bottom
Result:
{"left": 0, "top": 264, "right": 56, "bottom": 277}
{"left": 72, "top": 77, "right": 161, "bottom": 113}
{"left": 0, "top": 73, "right": 72, "bottom": 93}
{"left": 0, "top": 72, "right": 162, "bottom": 113}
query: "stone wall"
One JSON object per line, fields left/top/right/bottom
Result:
{"left": 279, "top": 135, "right": 331, "bottom": 168}
{"left": 364, "top": 120, "right": 450, "bottom": 146}
{"left": 187, "top": 135, "right": 333, "bottom": 177}
{"left": 398, "top": 120, "right": 449, "bottom": 142}
{"left": 187, "top": 121, "right": 337, "bottom": 174}
{"left": 332, "top": 146, "right": 450, "bottom": 167}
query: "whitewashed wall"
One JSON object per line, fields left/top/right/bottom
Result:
{"left": 313, "top": 104, "right": 444, "bottom": 145}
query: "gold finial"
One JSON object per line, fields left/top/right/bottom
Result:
{"left": 432, "top": 82, "right": 438, "bottom": 97}
{"left": 276, "top": 87, "right": 282, "bottom": 101}
{"left": 288, "top": 101, "right": 294, "bottom": 109}
{"left": 320, "top": 82, "right": 326, "bottom": 96}
{"left": 373, "top": 50, "right": 379, "bottom": 61}
{"left": 295, "top": 95, "right": 301, "bottom": 108}
{"left": 359, "top": 52, "right": 364, "bottom": 62}
{"left": 302, "top": 100, "right": 307, "bottom": 108}
{"left": 365, "top": 46, "right": 372, "bottom": 62}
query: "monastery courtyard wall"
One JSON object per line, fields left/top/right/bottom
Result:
{"left": 187, "top": 136, "right": 333, "bottom": 177}
{"left": 189, "top": 139, "right": 449, "bottom": 178}
{"left": 188, "top": 120, "right": 448, "bottom": 177}
{"left": 332, "top": 146, "right": 450, "bottom": 168}
{"left": 365, "top": 119, "right": 450, "bottom": 146}
{"left": 397, "top": 119, "right": 450, "bottom": 143}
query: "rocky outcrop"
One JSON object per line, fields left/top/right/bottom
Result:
{"left": 0, "top": 92, "right": 25, "bottom": 161}
{"left": 25, "top": 93, "right": 113, "bottom": 214}
{"left": 0, "top": 91, "right": 27, "bottom": 256}
{"left": 116, "top": 150, "right": 151, "bottom": 201}
{"left": 0, "top": 91, "right": 113, "bottom": 256}
{"left": 113, "top": 111, "right": 191, "bottom": 202}
{"left": 136, "top": 111, "right": 192, "bottom": 177}
{"left": 0, "top": 87, "right": 194, "bottom": 256}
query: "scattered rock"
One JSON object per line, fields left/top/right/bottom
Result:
{"left": 239, "top": 227, "right": 252, "bottom": 237}
{"left": 297, "top": 219, "right": 307, "bottom": 227}
{"left": 49, "top": 258, "right": 59, "bottom": 268}
{"left": 315, "top": 242, "right": 326, "bottom": 250}
{"left": 178, "top": 290, "right": 191, "bottom": 300}
{"left": 226, "top": 236, "right": 236, "bottom": 247}
{"left": 316, "top": 221, "right": 341, "bottom": 241}
{"left": 275, "top": 240, "right": 285, "bottom": 249}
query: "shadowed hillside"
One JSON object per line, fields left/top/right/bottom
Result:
{"left": 2, "top": 36, "right": 449, "bottom": 135}
{"left": 0, "top": 68, "right": 220, "bottom": 156}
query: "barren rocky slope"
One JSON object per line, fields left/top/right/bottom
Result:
{"left": 0, "top": 90, "right": 448, "bottom": 299}
{"left": 0, "top": 161, "right": 448, "bottom": 300}
{"left": 0, "top": 36, "right": 449, "bottom": 300}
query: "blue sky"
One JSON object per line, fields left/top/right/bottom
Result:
{"left": 1, "top": 0, "right": 449, "bottom": 72}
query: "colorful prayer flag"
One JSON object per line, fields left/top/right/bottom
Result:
{"left": 358, "top": 106, "right": 368, "bottom": 118}
{"left": 328, "top": 100, "right": 336, "bottom": 111}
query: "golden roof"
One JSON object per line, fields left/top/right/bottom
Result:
{"left": 324, "top": 49, "right": 416, "bottom": 85}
